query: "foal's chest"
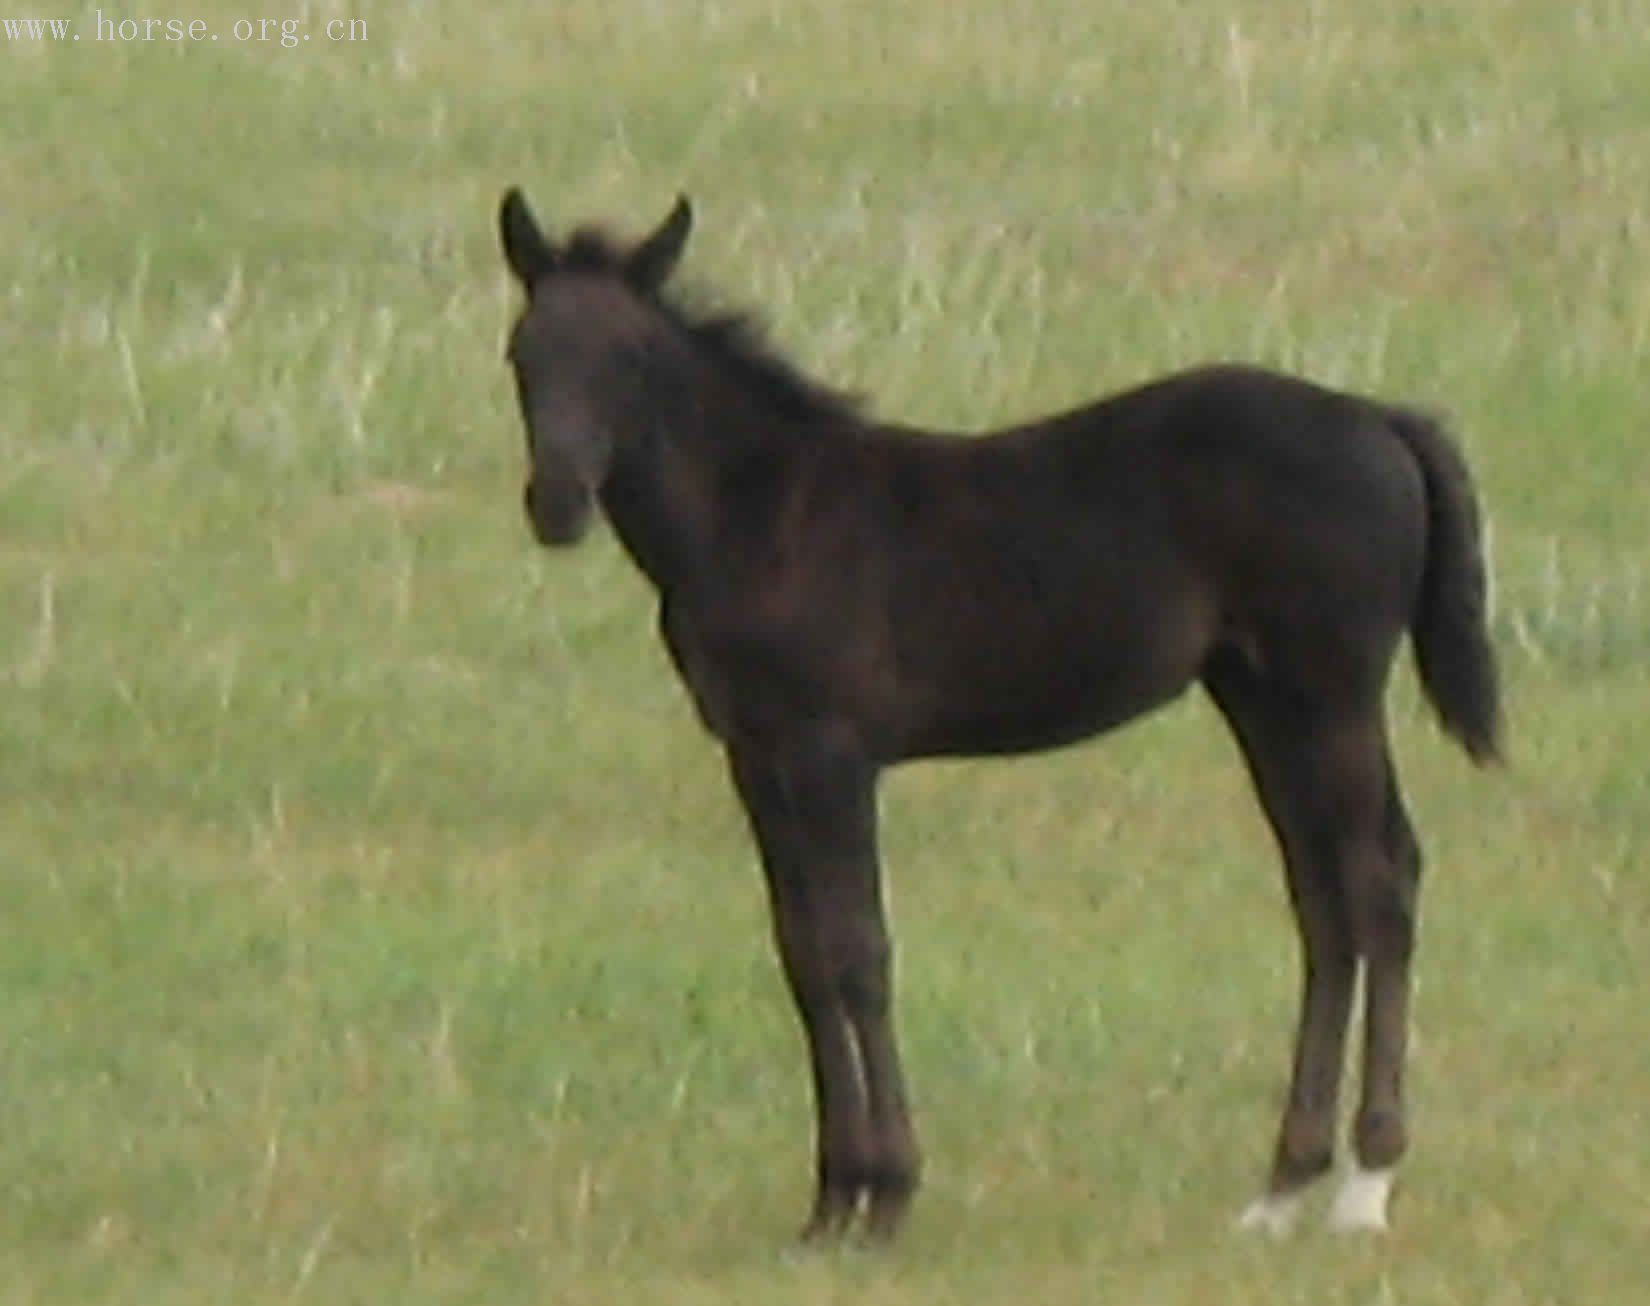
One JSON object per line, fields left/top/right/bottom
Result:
{"left": 656, "top": 605, "right": 737, "bottom": 740}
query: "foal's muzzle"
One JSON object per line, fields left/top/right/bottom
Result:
{"left": 523, "top": 479, "right": 594, "bottom": 547}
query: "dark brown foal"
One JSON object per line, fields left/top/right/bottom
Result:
{"left": 496, "top": 191, "right": 1500, "bottom": 1240}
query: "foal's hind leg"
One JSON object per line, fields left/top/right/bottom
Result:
{"left": 1206, "top": 656, "right": 1358, "bottom": 1234}
{"left": 1327, "top": 756, "right": 1422, "bottom": 1233}
{"left": 1260, "top": 705, "right": 1412, "bottom": 1234}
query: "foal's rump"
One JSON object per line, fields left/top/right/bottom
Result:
{"left": 1147, "top": 367, "right": 1433, "bottom": 661}
{"left": 1128, "top": 365, "right": 1494, "bottom": 743}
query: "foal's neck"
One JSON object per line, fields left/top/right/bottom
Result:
{"left": 598, "top": 326, "right": 812, "bottom": 599}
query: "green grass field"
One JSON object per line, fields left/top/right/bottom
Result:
{"left": 4, "top": 1, "right": 1649, "bottom": 1301}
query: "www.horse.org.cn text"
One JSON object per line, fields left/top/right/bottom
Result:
{"left": 2, "top": 12, "right": 368, "bottom": 47}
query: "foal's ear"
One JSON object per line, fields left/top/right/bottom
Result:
{"left": 499, "top": 187, "right": 558, "bottom": 287}
{"left": 626, "top": 195, "right": 693, "bottom": 291}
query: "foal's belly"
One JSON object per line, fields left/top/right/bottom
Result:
{"left": 894, "top": 629, "right": 1207, "bottom": 761}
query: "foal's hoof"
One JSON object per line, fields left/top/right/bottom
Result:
{"left": 797, "top": 1205, "right": 857, "bottom": 1247}
{"left": 794, "top": 1178, "right": 913, "bottom": 1247}
{"left": 795, "top": 1182, "right": 869, "bottom": 1247}
{"left": 862, "top": 1188, "right": 914, "bottom": 1244}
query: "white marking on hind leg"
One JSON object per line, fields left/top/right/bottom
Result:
{"left": 1326, "top": 1166, "right": 1394, "bottom": 1233}
{"left": 1236, "top": 1188, "right": 1307, "bottom": 1237}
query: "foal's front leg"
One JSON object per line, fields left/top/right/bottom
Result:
{"left": 728, "top": 734, "right": 920, "bottom": 1241}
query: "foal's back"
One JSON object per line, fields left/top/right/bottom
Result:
{"left": 805, "top": 364, "right": 1428, "bottom": 759}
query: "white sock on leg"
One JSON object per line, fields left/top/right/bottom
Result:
{"left": 1236, "top": 1188, "right": 1308, "bottom": 1237}
{"left": 1326, "top": 1165, "right": 1394, "bottom": 1232}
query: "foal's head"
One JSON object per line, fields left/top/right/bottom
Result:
{"left": 498, "top": 189, "right": 693, "bottom": 547}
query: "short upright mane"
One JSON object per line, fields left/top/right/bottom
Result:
{"left": 565, "top": 223, "right": 862, "bottom": 426}
{"left": 682, "top": 312, "right": 863, "bottom": 425}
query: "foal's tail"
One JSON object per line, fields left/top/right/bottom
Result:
{"left": 1389, "top": 410, "right": 1502, "bottom": 764}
